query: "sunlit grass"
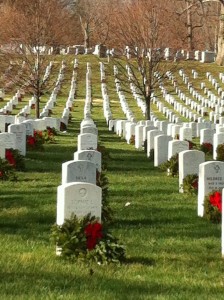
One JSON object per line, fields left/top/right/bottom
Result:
{"left": 1, "top": 57, "right": 224, "bottom": 299}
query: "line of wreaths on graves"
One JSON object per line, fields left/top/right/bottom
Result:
{"left": 51, "top": 62, "right": 126, "bottom": 265}
{"left": 97, "top": 60, "right": 224, "bottom": 259}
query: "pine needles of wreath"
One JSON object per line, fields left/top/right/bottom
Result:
{"left": 50, "top": 143, "right": 126, "bottom": 265}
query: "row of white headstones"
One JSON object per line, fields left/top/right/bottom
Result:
{"left": 98, "top": 62, "right": 224, "bottom": 257}
{"left": 0, "top": 59, "right": 82, "bottom": 159}
{"left": 124, "top": 47, "right": 216, "bottom": 64}
{"left": 121, "top": 59, "right": 224, "bottom": 126}
{"left": 0, "top": 59, "right": 78, "bottom": 128}
{"left": 109, "top": 118, "right": 224, "bottom": 258}
{"left": 56, "top": 63, "right": 104, "bottom": 254}
{"left": 0, "top": 61, "right": 104, "bottom": 256}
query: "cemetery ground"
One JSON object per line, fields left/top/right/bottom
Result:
{"left": 1, "top": 55, "right": 224, "bottom": 299}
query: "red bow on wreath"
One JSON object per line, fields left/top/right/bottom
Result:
{"left": 209, "top": 191, "right": 222, "bottom": 212}
{"left": 85, "top": 222, "right": 103, "bottom": 250}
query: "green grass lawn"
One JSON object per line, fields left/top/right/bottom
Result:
{"left": 1, "top": 56, "right": 224, "bottom": 299}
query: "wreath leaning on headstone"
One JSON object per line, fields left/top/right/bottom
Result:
{"left": 204, "top": 190, "right": 222, "bottom": 224}
{"left": 51, "top": 213, "right": 125, "bottom": 265}
{"left": 51, "top": 143, "right": 126, "bottom": 264}
{"left": 182, "top": 174, "right": 198, "bottom": 194}
{"left": 159, "top": 154, "right": 179, "bottom": 177}
{"left": 216, "top": 143, "right": 224, "bottom": 161}
{"left": 200, "top": 142, "right": 213, "bottom": 155}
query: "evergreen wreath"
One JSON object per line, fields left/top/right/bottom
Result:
{"left": 204, "top": 191, "right": 222, "bottom": 224}
{"left": 51, "top": 143, "right": 125, "bottom": 264}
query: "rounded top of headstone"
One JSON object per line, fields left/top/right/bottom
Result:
{"left": 80, "top": 118, "right": 95, "bottom": 128}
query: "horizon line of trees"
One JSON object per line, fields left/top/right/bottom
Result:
{"left": 0, "top": 0, "right": 223, "bottom": 121}
{"left": 0, "top": 0, "right": 222, "bottom": 54}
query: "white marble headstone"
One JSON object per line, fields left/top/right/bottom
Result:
{"left": 154, "top": 135, "right": 173, "bottom": 166}
{"left": 0, "top": 143, "right": 5, "bottom": 158}
{"left": 179, "top": 127, "right": 192, "bottom": 141}
{"left": 147, "top": 129, "right": 162, "bottom": 158}
{"left": 126, "top": 123, "right": 136, "bottom": 144}
{"left": 0, "top": 115, "right": 6, "bottom": 132}
{"left": 200, "top": 128, "right": 214, "bottom": 145}
{"left": 81, "top": 126, "right": 98, "bottom": 136}
{"left": 43, "top": 117, "right": 60, "bottom": 130}
{"left": 198, "top": 161, "right": 224, "bottom": 217}
{"left": 62, "top": 160, "right": 96, "bottom": 184}
{"left": 213, "top": 133, "right": 224, "bottom": 160}
{"left": 74, "top": 150, "right": 101, "bottom": 172}
{"left": 57, "top": 182, "right": 102, "bottom": 225}
{"left": 80, "top": 118, "right": 95, "bottom": 129}
{"left": 168, "top": 140, "right": 189, "bottom": 160}
{"left": 8, "top": 124, "right": 26, "bottom": 155}
{"left": 33, "top": 119, "right": 46, "bottom": 131}
{"left": 22, "top": 121, "right": 34, "bottom": 136}
{"left": 135, "top": 125, "right": 144, "bottom": 149}
{"left": 143, "top": 125, "right": 157, "bottom": 142}
{"left": 0, "top": 133, "right": 16, "bottom": 149}
{"left": 78, "top": 133, "right": 97, "bottom": 151}
{"left": 179, "top": 150, "right": 205, "bottom": 193}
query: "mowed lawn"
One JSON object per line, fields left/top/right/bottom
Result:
{"left": 0, "top": 55, "right": 224, "bottom": 300}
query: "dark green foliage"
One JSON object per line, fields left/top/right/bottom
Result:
{"left": 204, "top": 196, "right": 221, "bottom": 224}
{"left": 97, "top": 144, "right": 110, "bottom": 170}
{"left": 182, "top": 174, "right": 198, "bottom": 194}
{"left": 51, "top": 141, "right": 124, "bottom": 264}
{"left": 51, "top": 213, "right": 89, "bottom": 259}
{"left": 51, "top": 214, "right": 125, "bottom": 264}
{"left": 27, "top": 130, "right": 45, "bottom": 151}
{"left": 43, "top": 127, "right": 57, "bottom": 143}
{"left": 159, "top": 154, "right": 179, "bottom": 177}
{"left": 97, "top": 170, "right": 113, "bottom": 225}
{"left": 129, "top": 135, "right": 135, "bottom": 145}
{"left": 186, "top": 140, "right": 197, "bottom": 150}
{"left": 8, "top": 148, "right": 25, "bottom": 171}
{"left": 200, "top": 142, "right": 213, "bottom": 155}
{"left": 143, "top": 140, "right": 147, "bottom": 153}
{"left": 0, "top": 157, "right": 17, "bottom": 181}
{"left": 97, "top": 143, "right": 113, "bottom": 224}
{"left": 216, "top": 143, "right": 224, "bottom": 161}
{"left": 87, "top": 233, "right": 126, "bottom": 265}
{"left": 148, "top": 148, "right": 154, "bottom": 161}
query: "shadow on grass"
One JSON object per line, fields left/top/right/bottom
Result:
{"left": 0, "top": 210, "right": 55, "bottom": 241}
{"left": 25, "top": 144, "right": 77, "bottom": 172}
{"left": 114, "top": 207, "right": 221, "bottom": 239}
{"left": 124, "top": 256, "right": 156, "bottom": 266}
{"left": 1, "top": 265, "right": 224, "bottom": 299}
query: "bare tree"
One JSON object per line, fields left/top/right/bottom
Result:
{"left": 0, "top": 0, "right": 72, "bottom": 118}
{"left": 175, "top": 0, "right": 224, "bottom": 64}
{"left": 174, "top": 0, "right": 219, "bottom": 50}
{"left": 110, "top": 0, "right": 177, "bottom": 121}
{"left": 216, "top": 0, "right": 224, "bottom": 64}
{"left": 69, "top": 0, "right": 111, "bottom": 48}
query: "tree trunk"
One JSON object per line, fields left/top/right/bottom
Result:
{"left": 216, "top": 5, "right": 224, "bottom": 65}
{"left": 35, "top": 51, "right": 40, "bottom": 119}
{"left": 36, "top": 93, "right": 40, "bottom": 119}
{"left": 145, "top": 94, "right": 151, "bottom": 120}
{"left": 84, "top": 24, "right": 90, "bottom": 48}
{"left": 186, "top": 1, "right": 193, "bottom": 50}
